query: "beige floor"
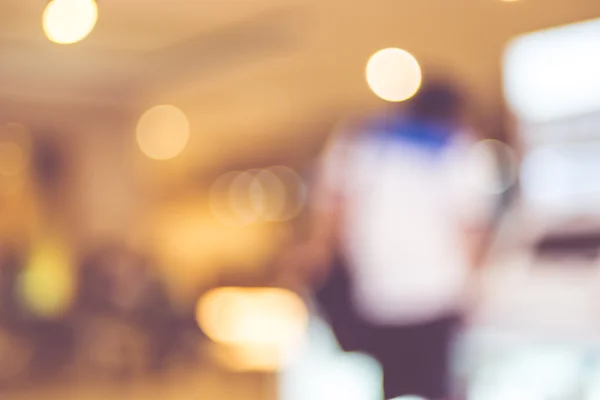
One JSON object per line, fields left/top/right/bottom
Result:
{"left": 5, "top": 364, "right": 275, "bottom": 400}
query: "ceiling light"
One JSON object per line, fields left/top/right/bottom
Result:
{"left": 366, "top": 48, "right": 422, "bottom": 102}
{"left": 43, "top": 0, "right": 98, "bottom": 45}
{"left": 136, "top": 105, "right": 190, "bottom": 160}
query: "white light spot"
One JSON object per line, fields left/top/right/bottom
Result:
{"left": 366, "top": 48, "right": 422, "bottom": 102}
{"left": 43, "top": 0, "right": 98, "bottom": 45}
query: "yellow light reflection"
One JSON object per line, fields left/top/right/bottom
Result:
{"left": 136, "top": 105, "right": 190, "bottom": 160}
{"left": 154, "top": 198, "right": 287, "bottom": 309}
{"left": 366, "top": 48, "right": 422, "bottom": 102}
{"left": 43, "top": 0, "right": 98, "bottom": 45}
{"left": 17, "top": 240, "right": 74, "bottom": 319}
{"left": 197, "top": 287, "right": 308, "bottom": 348}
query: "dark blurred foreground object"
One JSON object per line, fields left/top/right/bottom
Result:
{"left": 0, "top": 246, "right": 23, "bottom": 324}
{"left": 74, "top": 245, "right": 176, "bottom": 380}
{"left": 0, "top": 248, "right": 33, "bottom": 385}
{"left": 535, "top": 231, "right": 600, "bottom": 261}
{"left": 0, "top": 247, "right": 73, "bottom": 386}
{"left": 314, "top": 253, "right": 362, "bottom": 352}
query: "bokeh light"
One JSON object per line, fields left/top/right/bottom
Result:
{"left": 366, "top": 48, "right": 422, "bottom": 102}
{"left": 229, "top": 171, "right": 262, "bottom": 224}
{"left": 197, "top": 287, "right": 308, "bottom": 371}
{"left": 136, "top": 105, "right": 190, "bottom": 160}
{"left": 197, "top": 287, "right": 308, "bottom": 348}
{"left": 17, "top": 240, "right": 74, "bottom": 319}
{"left": 210, "top": 171, "right": 241, "bottom": 225}
{"left": 210, "top": 167, "right": 306, "bottom": 225}
{"left": 43, "top": 0, "right": 98, "bottom": 45}
{"left": 268, "top": 166, "right": 307, "bottom": 221}
{"left": 251, "top": 169, "right": 287, "bottom": 221}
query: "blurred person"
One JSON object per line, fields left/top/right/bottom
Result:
{"left": 281, "top": 79, "right": 495, "bottom": 400}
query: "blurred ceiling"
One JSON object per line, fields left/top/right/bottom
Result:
{"left": 0, "top": 0, "right": 599, "bottom": 157}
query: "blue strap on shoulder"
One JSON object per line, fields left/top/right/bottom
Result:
{"left": 366, "top": 115, "right": 452, "bottom": 155}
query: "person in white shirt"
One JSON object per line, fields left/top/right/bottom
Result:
{"left": 283, "top": 80, "right": 494, "bottom": 400}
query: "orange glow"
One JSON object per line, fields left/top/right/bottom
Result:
{"left": 0, "top": 142, "right": 24, "bottom": 176}
{"left": 209, "top": 343, "right": 286, "bottom": 372}
{"left": 198, "top": 287, "right": 308, "bottom": 371}
{"left": 197, "top": 287, "right": 308, "bottom": 347}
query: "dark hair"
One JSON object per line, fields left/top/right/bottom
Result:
{"left": 408, "top": 79, "right": 466, "bottom": 124}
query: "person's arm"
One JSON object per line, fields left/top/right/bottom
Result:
{"left": 461, "top": 218, "right": 494, "bottom": 270}
{"left": 447, "top": 135, "right": 499, "bottom": 270}
{"left": 276, "top": 131, "right": 350, "bottom": 287}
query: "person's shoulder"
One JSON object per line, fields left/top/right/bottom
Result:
{"left": 325, "top": 110, "right": 412, "bottom": 154}
{"left": 446, "top": 129, "right": 478, "bottom": 153}
{"left": 326, "top": 114, "right": 375, "bottom": 148}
